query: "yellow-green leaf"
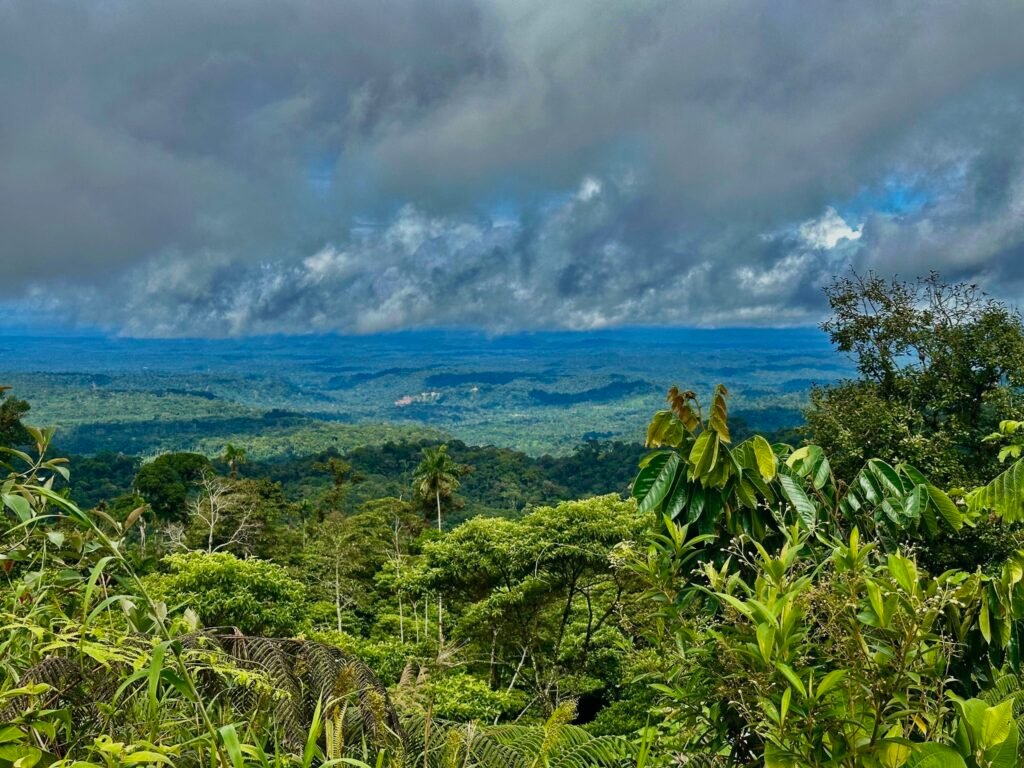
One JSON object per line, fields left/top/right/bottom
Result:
{"left": 752, "top": 435, "right": 778, "bottom": 481}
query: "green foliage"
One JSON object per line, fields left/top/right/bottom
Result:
{"left": 807, "top": 272, "right": 1024, "bottom": 486}
{"left": 628, "top": 384, "right": 1024, "bottom": 764}
{"left": 633, "top": 386, "right": 964, "bottom": 553}
{"left": 948, "top": 695, "right": 1019, "bottom": 768}
{"left": 636, "top": 385, "right": 784, "bottom": 542}
{"left": 222, "top": 442, "right": 248, "bottom": 477}
{"left": 417, "top": 495, "right": 646, "bottom": 714}
{"left": 413, "top": 445, "right": 465, "bottom": 530}
{"left": 0, "top": 385, "right": 30, "bottom": 449}
{"left": 18, "top": 357, "right": 1024, "bottom": 767}
{"left": 133, "top": 452, "right": 212, "bottom": 522}
{"left": 64, "top": 451, "right": 142, "bottom": 509}
{"left": 146, "top": 551, "right": 308, "bottom": 636}
{"left": 968, "top": 441, "right": 1024, "bottom": 523}
{"left": 422, "top": 673, "right": 518, "bottom": 722}
{"left": 707, "top": 530, "right": 973, "bottom": 764}
{"left": 400, "top": 701, "right": 635, "bottom": 768}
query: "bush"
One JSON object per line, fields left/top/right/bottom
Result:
{"left": 425, "top": 673, "right": 521, "bottom": 722}
{"left": 146, "top": 551, "right": 307, "bottom": 636}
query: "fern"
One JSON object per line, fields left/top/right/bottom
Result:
{"left": 402, "top": 701, "right": 636, "bottom": 768}
{"left": 402, "top": 714, "right": 527, "bottom": 768}
{"left": 6, "top": 633, "right": 402, "bottom": 758}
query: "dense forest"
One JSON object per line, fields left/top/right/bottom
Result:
{"left": 7, "top": 274, "right": 1024, "bottom": 767}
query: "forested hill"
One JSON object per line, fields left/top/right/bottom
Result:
{"left": 1, "top": 326, "right": 842, "bottom": 456}
{"left": 65, "top": 439, "right": 649, "bottom": 524}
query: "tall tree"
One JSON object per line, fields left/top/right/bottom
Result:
{"left": 412, "top": 444, "right": 464, "bottom": 531}
{"left": 221, "top": 443, "right": 247, "bottom": 478}
{"left": 312, "top": 455, "right": 361, "bottom": 518}
{"left": 806, "top": 271, "right": 1024, "bottom": 485}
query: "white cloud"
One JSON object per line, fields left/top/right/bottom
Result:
{"left": 798, "top": 208, "right": 863, "bottom": 250}
{"left": 577, "top": 176, "right": 602, "bottom": 201}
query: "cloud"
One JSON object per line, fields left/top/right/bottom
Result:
{"left": 3, "top": 0, "right": 1024, "bottom": 334}
{"left": 799, "top": 209, "right": 862, "bottom": 250}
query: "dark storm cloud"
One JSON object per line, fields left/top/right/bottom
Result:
{"left": 3, "top": 0, "right": 1024, "bottom": 334}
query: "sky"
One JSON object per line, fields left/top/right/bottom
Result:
{"left": 2, "top": 0, "right": 1024, "bottom": 337}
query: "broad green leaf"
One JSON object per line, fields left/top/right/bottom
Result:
{"left": 764, "top": 743, "right": 799, "bottom": 768}
{"left": 869, "top": 459, "right": 906, "bottom": 497}
{"left": 887, "top": 554, "right": 917, "bottom": 594}
{"left": 636, "top": 452, "right": 681, "bottom": 514}
{"left": 2, "top": 493, "right": 31, "bottom": 522}
{"left": 927, "top": 485, "right": 962, "bottom": 530}
{"left": 633, "top": 452, "right": 673, "bottom": 502}
{"left": 778, "top": 475, "right": 817, "bottom": 529}
{"left": 980, "top": 699, "right": 1014, "bottom": 750}
{"left": 985, "top": 724, "right": 1018, "bottom": 768}
{"left": 662, "top": 475, "right": 690, "bottom": 520}
{"left": 785, "top": 445, "right": 811, "bottom": 468}
{"left": 735, "top": 476, "right": 758, "bottom": 511}
{"left": 810, "top": 450, "right": 831, "bottom": 491}
{"left": 752, "top": 435, "right": 777, "bottom": 481}
{"left": 646, "top": 410, "right": 684, "bottom": 448}
{"left": 686, "top": 485, "right": 706, "bottom": 523}
{"left": 980, "top": 599, "right": 992, "bottom": 644}
{"left": 717, "top": 593, "right": 754, "bottom": 619}
{"left": 122, "top": 752, "right": 174, "bottom": 765}
{"left": 905, "top": 744, "right": 966, "bottom": 768}
{"left": 219, "top": 724, "right": 246, "bottom": 768}
{"left": 879, "top": 727, "right": 911, "bottom": 768}
{"left": 688, "top": 431, "right": 719, "bottom": 481}
{"left": 902, "top": 485, "right": 926, "bottom": 523}
{"left": 865, "top": 579, "right": 887, "bottom": 626}
{"left": 756, "top": 622, "right": 775, "bottom": 662}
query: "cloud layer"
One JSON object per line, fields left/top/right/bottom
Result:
{"left": 3, "top": 0, "right": 1024, "bottom": 335}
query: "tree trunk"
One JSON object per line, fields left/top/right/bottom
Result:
{"left": 434, "top": 491, "right": 444, "bottom": 644}
{"left": 398, "top": 593, "right": 405, "bottom": 644}
{"left": 335, "top": 559, "right": 343, "bottom": 633}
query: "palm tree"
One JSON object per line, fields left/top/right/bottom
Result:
{"left": 412, "top": 444, "right": 462, "bottom": 531}
{"left": 221, "top": 443, "right": 247, "bottom": 478}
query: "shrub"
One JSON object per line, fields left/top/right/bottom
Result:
{"left": 146, "top": 551, "right": 307, "bottom": 636}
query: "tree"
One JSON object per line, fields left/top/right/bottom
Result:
{"left": 301, "top": 498, "right": 418, "bottom": 634}
{"left": 418, "top": 495, "right": 645, "bottom": 714}
{"left": 413, "top": 444, "right": 465, "bottom": 531}
{"left": 133, "top": 452, "right": 212, "bottom": 523}
{"left": 176, "top": 472, "right": 260, "bottom": 555}
{"left": 220, "top": 442, "right": 247, "bottom": 478}
{"left": 312, "top": 455, "right": 361, "bottom": 517}
{"left": 145, "top": 551, "right": 307, "bottom": 636}
{"left": 0, "top": 386, "right": 30, "bottom": 449}
{"left": 807, "top": 272, "right": 1024, "bottom": 486}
